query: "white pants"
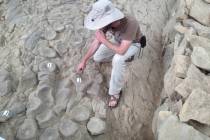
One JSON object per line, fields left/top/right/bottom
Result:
{"left": 93, "top": 42, "right": 140, "bottom": 95}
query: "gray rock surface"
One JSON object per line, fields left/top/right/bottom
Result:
{"left": 59, "top": 118, "right": 79, "bottom": 138}
{"left": 189, "top": 0, "right": 210, "bottom": 27}
{"left": 179, "top": 89, "right": 210, "bottom": 125}
{"left": 174, "top": 55, "right": 190, "bottom": 78}
{"left": 87, "top": 82, "right": 101, "bottom": 96}
{"left": 0, "top": 80, "right": 12, "bottom": 96}
{"left": 87, "top": 117, "right": 106, "bottom": 135}
{"left": 52, "top": 22, "right": 65, "bottom": 32}
{"left": 174, "top": 37, "right": 187, "bottom": 55}
{"left": 0, "top": 69, "right": 12, "bottom": 96}
{"left": 38, "top": 46, "right": 57, "bottom": 58}
{"left": 191, "top": 47, "right": 210, "bottom": 71}
{"left": 36, "top": 85, "right": 55, "bottom": 107}
{"left": 27, "top": 93, "right": 43, "bottom": 116}
{"left": 153, "top": 0, "right": 210, "bottom": 140}
{"left": 183, "top": 19, "right": 210, "bottom": 39}
{"left": 175, "top": 67, "right": 209, "bottom": 99}
{"left": 53, "top": 41, "right": 68, "bottom": 56}
{"left": 189, "top": 35, "right": 210, "bottom": 49}
{"left": 204, "top": 0, "right": 210, "bottom": 3}
{"left": 38, "top": 71, "right": 56, "bottom": 82}
{"left": 24, "top": 30, "right": 43, "bottom": 51}
{"left": 16, "top": 118, "right": 38, "bottom": 140}
{"left": 36, "top": 109, "right": 56, "bottom": 128}
{"left": 54, "top": 88, "right": 71, "bottom": 114}
{"left": 92, "top": 98, "right": 106, "bottom": 118}
{"left": 157, "top": 112, "right": 210, "bottom": 140}
{"left": 43, "top": 26, "right": 57, "bottom": 41}
{"left": 18, "top": 68, "right": 37, "bottom": 92}
{"left": 71, "top": 105, "right": 91, "bottom": 122}
{"left": 164, "top": 63, "right": 177, "bottom": 97}
{"left": 175, "top": 0, "right": 187, "bottom": 20}
{"left": 40, "top": 127, "right": 61, "bottom": 140}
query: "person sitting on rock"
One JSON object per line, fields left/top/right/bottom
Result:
{"left": 77, "top": 0, "right": 143, "bottom": 108}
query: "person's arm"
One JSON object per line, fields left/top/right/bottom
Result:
{"left": 83, "top": 38, "right": 100, "bottom": 63}
{"left": 102, "top": 39, "right": 132, "bottom": 55}
{"left": 95, "top": 30, "right": 132, "bottom": 55}
{"left": 77, "top": 37, "right": 100, "bottom": 73}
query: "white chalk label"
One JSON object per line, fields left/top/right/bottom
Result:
{"left": 76, "top": 77, "right": 82, "bottom": 83}
{"left": 47, "top": 63, "right": 52, "bottom": 68}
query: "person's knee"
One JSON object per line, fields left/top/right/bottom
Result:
{"left": 93, "top": 54, "right": 101, "bottom": 62}
{"left": 93, "top": 44, "right": 106, "bottom": 62}
{"left": 112, "top": 54, "right": 125, "bottom": 65}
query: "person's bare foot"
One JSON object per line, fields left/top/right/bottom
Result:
{"left": 108, "top": 94, "right": 120, "bottom": 108}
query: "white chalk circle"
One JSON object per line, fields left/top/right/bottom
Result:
{"left": 47, "top": 63, "right": 53, "bottom": 68}
{"left": 46, "top": 62, "right": 56, "bottom": 72}
{"left": 39, "top": 61, "right": 57, "bottom": 72}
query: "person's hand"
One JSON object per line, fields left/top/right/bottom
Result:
{"left": 77, "top": 61, "right": 86, "bottom": 73}
{"left": 95, "top": 30, "right": 106, "bottom": 43}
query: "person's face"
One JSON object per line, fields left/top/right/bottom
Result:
{"left": 110, "top": 20, "right": 121, "bottom": 28}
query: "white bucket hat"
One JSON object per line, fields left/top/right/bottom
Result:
{"left": 84, "top": 0, "right": 124, "bottom": 30}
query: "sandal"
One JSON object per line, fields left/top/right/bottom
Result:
{"left": 125, "top": 55, "right": 135, "bottom": 62}
{"left": 108, "top": 91, "right": 122, "bottom": 108}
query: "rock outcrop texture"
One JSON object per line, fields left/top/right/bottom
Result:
{"left": 0, "top": 0, "right": 209, "bottom": 140}
{"left": 153, "top": 0, "right": 210, "bottom": 140}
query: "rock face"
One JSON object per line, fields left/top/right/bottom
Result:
{"left": 153, "top": 0, "right": 210, "bottom": 140}
{"left": 38, "top": 46, "right": 57, "bottom": 58}
{"left": 191, "top": 47, "right": 210, "bottom": 71}
{"left": 16, "top": 118, "right": 38, "bottom": 140}
{"left": 180, "top": 89, "right": 210, "bottom": 125}
{"left": 70, "top": 105, "right": 91, "bottom": 122}
{"left": 183, "top": 19, "right": 210, "bottom": 39}
{"left": 189, "top": 0, "right": 210, "bottom": 27}
{"left": 174, "top": 55, "right": 190, "bottom": 78}
{"left": 92, "top": 98, "right": 106, "bottom": 118}
{"left": 175, "top": 64, "right": 209, "bottom": 99}
{"left": 0, "top": 69, "right": 12, "bottom": 96}
{"left": 189, "top": 35, "right": 210, "bottom": 48}
{"left": 40, "top": 127, "right": 60, "bottom": 140}
{"left": 59, "top": 118, "right": 79, "bottom": 138}
{"left": 18, "top": 68, "right": 37, "bottom": 92}
{"left": 36, "top": 109, "right": 56, "bottom": 128}
{"left": 157, "top": 112, "right": 210, "bottom": 140}
{"left": 87, "top": 117, "right": 106, "bottom": 135}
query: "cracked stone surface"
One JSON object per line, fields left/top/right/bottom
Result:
{"left": 189, "top": 0, "right": 210, "bottom": 27}
{"left": 40, "top": 127, "right": 61, "bottom": 140}
{"left": 16, "top": 118, "right": 38, "bottom": 140}
{"left": 157, "top": 112, "right": 210, "bottom": 140}
{"left": 59, "top": 118, "right": 79, "bottom": 138}
{"left": 191, "top": 46, "right": 210, "bottom": 71}
{"left": 70, "top": 105, "right": 91, "bottom": 122}
{"left": 179, "top": 89, "right": 210, "bottom": 125}
{"left": 87, "top": 117, "right": 106, "bottom": 136}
